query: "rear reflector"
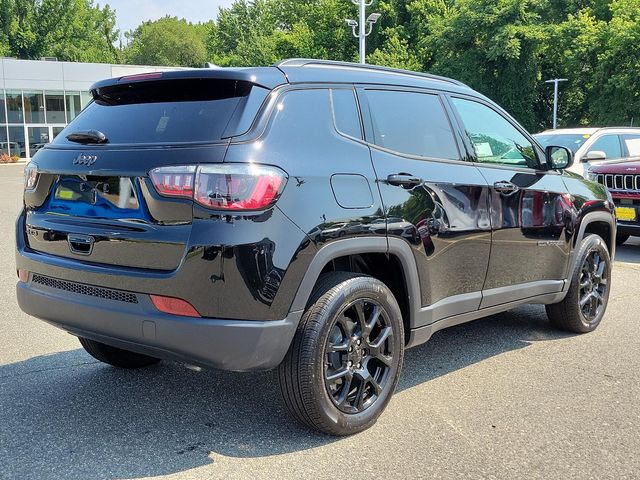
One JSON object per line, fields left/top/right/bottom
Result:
{"left": 17, "top": 269, "right": 29, "bottom": 282}
{"left": 150, "top": 295, "right": 201, "bottom": 317}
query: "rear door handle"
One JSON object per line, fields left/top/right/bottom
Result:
{"left": 494, "top": 181, "right": 519, "bottom": 195}
{"left": 387, "top": 173, "right": 422, "bottom": 189}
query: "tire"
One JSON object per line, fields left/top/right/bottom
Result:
{"left": 546, "top": 234, "right": 611, "bottom": 333}
{"left": 278, "top": 272, "right": 404, "bottom": 436}
{"left": 616, "top": 233, "right": 630, "bottom": 246}
{"left": 78, "top": 337, "right": 161, "bottom": 369}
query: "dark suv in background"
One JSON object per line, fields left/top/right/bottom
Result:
{"left": 16, "top": 59, "right": 616, "bottom": 436}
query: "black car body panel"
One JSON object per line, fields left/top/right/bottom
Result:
{"left": 16, "top": 60, "right": 616, "bottom": 371}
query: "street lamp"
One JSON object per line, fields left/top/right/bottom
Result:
{"left": 545, "top": 78, "right": 568, "bottom": 130}
{"left": 346, "top": 1, "right": 381, "bottom": 64}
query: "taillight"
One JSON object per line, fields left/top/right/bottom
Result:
{"left": 24, "top": 163, "right": 39, "bottom": 191}
{"left": 150, "top": 164, "right": 287, "bottom": 211}
{"left": 149, "top": 166, "right": 196, "bottom": 198}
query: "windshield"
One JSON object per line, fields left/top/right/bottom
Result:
{"left": 53, "top": 79, "right": 252, "bottom": 146}
{"left": 534, "top": 133, "right": 591, "bottom": 154}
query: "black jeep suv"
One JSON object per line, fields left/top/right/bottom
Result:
{"left": 16, "top": 59, "right": 615, "bottom": 436}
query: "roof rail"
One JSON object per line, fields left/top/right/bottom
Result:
{"left": 275, "top": 58, "right": 467, "bottom": 87}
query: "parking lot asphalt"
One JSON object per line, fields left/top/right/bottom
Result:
{"left": 0, "top": 163, "right": 639, "bottom": 480}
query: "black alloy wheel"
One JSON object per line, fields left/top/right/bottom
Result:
{"left": 324, "top": 298, "right": 394, "bottom": 414}
{"left": 578, "top": 250, "right": 608, "bottom": 322}
{"left": 278, "top": 272, "right": 404, "bottom": 436}
{"left": 546, "top": 234, "right": 611, "bottom": 333}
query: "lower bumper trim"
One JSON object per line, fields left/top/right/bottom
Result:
{"left": 17, "top": 281, "right": 300, "bottom": 372}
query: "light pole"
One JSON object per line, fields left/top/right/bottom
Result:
{"left": 545, "top": 78, "right": 568, "bottom": 130}
{"left": 345, "top": 1, "right": 381, "bottom": 64}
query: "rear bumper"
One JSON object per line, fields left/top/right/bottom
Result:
{"left": 617, "top": 221, "right": 640, "bottom": 236}
{"left": 16, "top": 278, "right": 300, "bottom": 372}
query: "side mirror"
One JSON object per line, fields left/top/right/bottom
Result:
{"left": 584, "top": 150, "right": 606, "bottom": 162}
{"left": 545, "top": 145, "right": 574, "bottom": 170}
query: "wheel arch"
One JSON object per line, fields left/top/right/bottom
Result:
{"left": 288, "top": 237, "right": 422, "bottom": 339}
{"left": 567, "top": 211, "right": 616, "bottom": 283}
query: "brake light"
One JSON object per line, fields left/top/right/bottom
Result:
{"left": 150, "top": 295, "right": 201, "bottom": 317}
{"left": 149, "top": 166, "right": 196, "bottom": 198}
{"left": 149, "top": 164, "right": 287, "bottom": 211}
{"left": 24, "top": 164, "right": 39, "bottom": 191}
{"left": 119, "top": 72, "right": 163, "bottom": 83}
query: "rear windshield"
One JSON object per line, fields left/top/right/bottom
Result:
{"left": 53, "top": 79, "right": 252, "bottom": 146}
{"left": 534, "top": 133, "right": 591, "bottom": 154}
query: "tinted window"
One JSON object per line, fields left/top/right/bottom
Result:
{"left": 53, "top": 79, "right": 252, "bottom": 146}
{"left": 622, "top": 134, "right": 640, "bottom": 157}
{"left": 589, "top": 135, "right": 621, "bottom": 159}
{"left": 331, "top": 89, "right": 362, "bottom": 139}
{"left": 452, "top": 97, "right": 538, "bottom": 169}
{"left": 365, "top": 90, "right": 459, "bottom": 160}
{"left": 534, "top": 133, "right": 589, "bottom": 154}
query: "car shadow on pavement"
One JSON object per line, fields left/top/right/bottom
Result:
{"left": 615, "top": 242, "right": 640, "bottom": 264}
{"left": 0, "top": 305, "right": 573, "bottom": 480}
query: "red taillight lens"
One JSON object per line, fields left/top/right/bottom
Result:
{"left": 149, "top": 166, "right": 196, "bottom": 198}
{"left": 195, "top": 164, "right": 286, "bottom": 210}
{"left": 150, "top": 295, "right": 201, "bottom": 317}
{"left": 150, "top": 164, "right": 287, "bottom": 211}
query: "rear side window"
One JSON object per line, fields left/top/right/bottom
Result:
{"left": 364, "top": 90, "right": 459, "bottom": 160}
{"left": 53, "top": 79, "right": 253, "bottom": 146}
{"left": 330, "top": 89, "right": 362, "bottom": 139}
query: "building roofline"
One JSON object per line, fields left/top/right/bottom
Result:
{"left": 274, "top": 58, "right": 468, "bottom": 87}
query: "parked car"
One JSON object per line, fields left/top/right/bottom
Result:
{"left": 321, "top": 221, "right": 365, "bottom": 238}
{"left": 590, "top": 161, "right": 640, "bottom": 244}
{"left": 16, "top": 59, "right": 616, "bottom": 436}
{"left": 534, "top": 127, "right": 640, "bottom": 177}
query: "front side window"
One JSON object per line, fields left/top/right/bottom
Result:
{"left": 534, "top": 133, "right": 589, "bottom": 154}
{"left": 451, "top": 97, "right": 538, "bottom": 169}
{"left": 588, "top": 135, "right": 621, "bottom": 159}
{"left": 365, "top": 89, "right": 459, "bottom": 160}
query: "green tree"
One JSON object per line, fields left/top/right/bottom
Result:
{"left": 124, "top": 16, "right": 210, "bottom": 67}
{"left": 590, "top": 0, "right": 640, "bottom": 125}
{"left": 0, "top": 0, "right": 119, "bottom": 62}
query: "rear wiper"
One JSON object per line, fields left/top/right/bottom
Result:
{"left": 66, "top": 130, "right": 109, "bottom": 144}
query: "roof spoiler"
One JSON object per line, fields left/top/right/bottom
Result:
{"left": 89, "top": 67, "right": 288, "bottom": 95}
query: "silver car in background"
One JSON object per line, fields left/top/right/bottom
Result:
{"left": 535, "top": 127, "right": 640, "bottom": 177}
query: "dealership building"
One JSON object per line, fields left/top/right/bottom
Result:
{"left": 0, "top": 58, "right": 177, "bottom": 160}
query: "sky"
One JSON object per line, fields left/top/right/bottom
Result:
{"left": 103, "top": 0, "right": 236, "bottom": 34}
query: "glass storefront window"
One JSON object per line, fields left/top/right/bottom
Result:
{"left": 0, "top": 91, "right": 6, "bottom": 123}
{"left": 6, "top": 91, "right": 24, "bottom": 123}
{"left": 27, "top": 126, "right": 50, "bottom": 156}
{"left": 45, "top": 91, "right": 66, "bottom": 123}
{"left": 66, "top": 92, "right": 82, "bottom": 121}
{"left": 8, "top": 126, "right": 27, "bottom": 158}
{"left": 81, "top": 92, "right": 93, "bottom": 109}
{"left": 52, "top": 126, "right": 65, "bottom": 139}
{"left": 24, "top": 91, "right": 46, "bottom": 123}
{"left": 0, "top": 126, "right": 8, "bottom": 156}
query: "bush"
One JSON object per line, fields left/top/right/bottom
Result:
{"left": 10, "top": 155, "right": 19, "bottom": 163}
{"left": 0, "top": 153, "right": 10, "bottom": 164}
